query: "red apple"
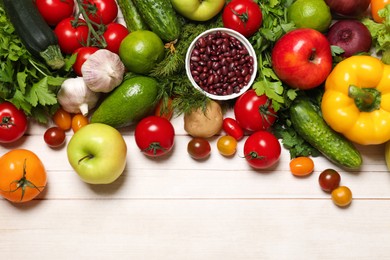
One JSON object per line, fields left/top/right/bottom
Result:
{"left": 271, "top": 28, "right": 333, "bottom": 90}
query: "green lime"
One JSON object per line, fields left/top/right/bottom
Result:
{"left": 119, "top": 30, "right": 165, "bottom": 74}
{"left": 288, "top": 0, "right": 332, "bottom": 33}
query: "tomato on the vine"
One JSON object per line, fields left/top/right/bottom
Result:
{"left": 0, "top": 102, "right": 28, "bottom": 143}
{"left": 217, "top": 135, "right": 238, "bottom": 156}
{"left": 331, "top": 186, "right": 352, "bottom": 207}
{"left": 35, "top": 0, "right": 75, "bottom": 27}
{"left": 234, "top": 89, "right": 277, "bottom": 132}
{"left": 82, "top": 0, "right": 118, "bottom": 25}
{"left": 71, "top": 113, "right": 89, "bottom": 133}
{"left": 0, "top": 149, "right": 47, "bottom": 203}
{"left": 243, "top": 131, "right": 281, "bottom": 169}
{"left": 289, "top": 157, "right": 314, "bottom": 176}
{"left": 72, "top": 46, "right": 99, "bottom": 76}
{"left": 187, "top": 137, "right": 211, "bottom": 160}
{"left": 44, "top": 127, "right": 66, "bottom": 148}
{"left": 134, "top": 116, "right": 175, "bottom": 157}
{"left": 103, "top": 23, "right": 129, "bottom": 54}
{"left": 222, "top": 0, "right": 263, "bottom": 38}
{"left": 53, "top": 107, "right": 72, "bottom": 131}
{"left": 54, "top": 17, "right": 89, "bottom": 54}
{"left": 222, "top": 117, "right": 244, "bottom": 141}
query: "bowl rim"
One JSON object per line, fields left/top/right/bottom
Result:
{"left": 185, "top": 27, "right": 258, "bottom": 101}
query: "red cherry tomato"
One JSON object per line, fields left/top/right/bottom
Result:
{"left": 103, "top": 23, "right": 129, "bottom": 54}
{"left": 54, "top": 17, "right": 89, "bottom": 54}
{"left": 44, "top": 127, "right": 66, "bottom": 147}
{"left": 234, "top": 89, "right": 277, "bottom": 132}
{"left": 82, "top": 0, "right": 118, "bottom": 25}
{"left": 319, "top": 169, "right": 341, "bottom": 192}
{"left": 134, "top": 116, "right": 175, "bottom": 157}
{"left": 222, "top": 117, "right": 244, "bottom": 140}
{"left": 35, "top": 0, "right": 75, "bottom": 27}
{"left": 0, "top": 102, "right": 28, "bottom": 143}
{"left": 222, "top": 0, "right": 263, "bottom": 38}
{"left": 187, "top": 137, "right": 211, "bottom": 160}
{"left": 72, "top": 46, "right": 99, "bottom": 76}
{"left": 243, "top": 131, "right": 281, "bottom": 169}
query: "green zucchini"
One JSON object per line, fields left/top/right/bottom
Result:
{"left": 117, "top": 0, "right": 149, "bottom": 32}
{"left": 289, "top": 97, "right": 362, "bottom": 169}
{"left": 3, "top": 0, "right": 65, "bottom": 70}
{"left": 132, "top": 0, "right": 181, "bottom": 42}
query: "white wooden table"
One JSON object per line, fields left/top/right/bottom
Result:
{"left": 1, "top": 112, "right": 390, "bottom": 260}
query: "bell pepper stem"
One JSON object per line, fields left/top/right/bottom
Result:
{"left": 348, "top": 85, "right": 381, "bottom": 112}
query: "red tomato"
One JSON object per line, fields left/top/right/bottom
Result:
{"left": 243, "top": 131, "right": 281, "bottom": 169}
{"left": 103, "top": 23, "right": 129, "bottom": 54}
{"left": 35, "top": 0, "right": 75, "bottom": 27}
{"left": 43, "top": 127, "right": 66, "bottom": 148}
{"left": 82, "top": 0, "right": 118, "bottom": 25}
{"left": 0, "top": 102, "right": 28, "bottom": 143}
{"left": 222, "top": 117, "right": 244, "bottom": 140}
{"left": 134, "top": 116, "right": 175, "bottom": 157}
{"left": 54, "top": 17, "right": 89, "bottom": 54}
{"left": 222, "top": 0, "right": 263, "bottom": 38}
{"left": 187, "top": 137, "right": 211, "bottom": 160}
{"left": 234, "top": 89, "right": 277, "bottom": 132}
{"left": 72, "top": 46, "right": 99, "bottom": 76}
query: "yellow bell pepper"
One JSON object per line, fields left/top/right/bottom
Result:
{"left": 321, "top": 55, "right": 390, "bottom": 145}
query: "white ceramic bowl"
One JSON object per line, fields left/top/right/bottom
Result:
{"left": 185, "top": 28, "right": 257, "bottom": 101}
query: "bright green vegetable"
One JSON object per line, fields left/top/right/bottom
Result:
{"left": 116, "top": 0, "right": 149, "bottom": 32}
{"left": 289, "top": 96, "right": 362, "bottom": 170}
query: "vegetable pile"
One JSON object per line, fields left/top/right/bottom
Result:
{"left": 0, "top": 0, "right": 390, "bottom": 208}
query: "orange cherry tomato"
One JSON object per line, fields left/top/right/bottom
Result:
{"left": 289, "top": 157, "right": 315, "bottom": 176}
{"left": 331, "top": 186, "right": 353, "bottom": 207}
{"left": 71, "top": 113, "right": 89, "bottom": 133}
{"left": 0, "top": 149, "right": 47, "bottom": 203}
{"left": 53, "top": 107, "right": 72, "bottom": 130}
{"left": 371, "top": 0, "right": 390, "bottom": 23}
{"left": 217, "top": 135, "right": 238, "bottom": 156}
{"left": 154, "top": 97, "right": 174, "bottom": 120}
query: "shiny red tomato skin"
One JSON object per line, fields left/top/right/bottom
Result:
{"left": 44, "top": 127, "right": 66, "bottom": 148}
{"left": 234, "top": 89, "right": 277, "bottom": 132}
{"left": 83, "top": 0, "right": 118, "bottom": 25}
{"left": 35, "top": 0, "right": 75, "bottom": 27}
{"left": 103, "top": 23, "right": 129, "bottom": 54}
{"left": 222, "top": 0, "right": 263, "bottom": 38}
{"left": 243, "top": 131, "right": 281, "bottom": 169}
{"left": 0, "top": 102, "right": 28, "bottom": 143}
{"left": 222, "top": 117, "right": 244, "bottom": 141}
{"left": 72, "top": 46, "right": 99, "bottom": 76}
{"left": 54, "top": 17, "right": 89, "bottom": 54}
{"left": 134, "top": 116, "right": 175, "bottom": 157}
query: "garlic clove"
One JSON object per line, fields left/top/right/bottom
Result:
{"left": 81, "top": 49, "right": 126, "bottom": 93}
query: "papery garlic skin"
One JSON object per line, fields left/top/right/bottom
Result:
{"left": 81, "top": 49, "right": 125, "bottom": 93}
{"left": 57, "top": 77, "right": 100, "bottom": 116}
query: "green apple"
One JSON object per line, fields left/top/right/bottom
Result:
{"left": 67, "top": 123, "right": 127, "bottom": 184}
{"left": 170, "top": 0, "right": 225, "bottom": 21}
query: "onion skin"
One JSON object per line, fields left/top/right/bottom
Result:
{"left": 325, "top": 0, "right": 370, "bottom": 17}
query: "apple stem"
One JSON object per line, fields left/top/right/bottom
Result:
{"left": 78, "top": 154, "right": 94, "bottom": 164}
{"left": 309, "top": 48, "right": 317, "bottom": 61}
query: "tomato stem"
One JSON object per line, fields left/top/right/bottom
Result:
{"left": 142, "top": 142, "right": 166, "bottom": 156}
{"left": 1, "top": 116, "right": 14, "bottom": 128}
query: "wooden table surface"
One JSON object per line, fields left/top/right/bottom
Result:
{"left": 1, "top": 112, "right": 390, "bottom": 260}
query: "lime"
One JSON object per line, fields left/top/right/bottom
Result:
{"left": 119, "top": 30, "right": 165, "bottom": 74}
{"left": 288, "top": 0, "right": 332, "bottom": 33}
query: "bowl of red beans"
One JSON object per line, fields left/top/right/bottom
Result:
{"left": 185, "top": 28, "right": 257, "bottom": 100}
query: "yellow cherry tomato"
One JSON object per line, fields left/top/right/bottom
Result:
{"left": 71, "top": 113, "right": 89, "bottom": 133}
{"left": 53, "top": 107, "right": 72, "bottom": 130}
{"left": 289, "top": 156, "right": 315, "bottom": 176}
{"left": 331, "top": 186, "right": 353, "bottom": 207}
{"left": 217, "top": 135, "right": 237, "bottom": 156}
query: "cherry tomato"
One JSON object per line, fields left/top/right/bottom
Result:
{"left": 222, "top": 117, "right": 244, "bottom": 141}
{"left": 134, "top": 116, "right": 175, "bottom": 157}
{"left": 331, "top": 186, "right": 352, "bottom": 207}
{"left": 217, "top": 135, "right": 238, "bottom": 156}
{"left": 222, "top": 0, "right": 263, "bottom": 38}
{"left": 187, "top": 137, "right": 211, "bottom": 160}
{"left": 72, "top": 46, "right": 99, "bottom": 76}
{"left": 71, "top": 113, "right": 89, "bottom": 133}
{"left": 82, "top": 0, "right": 118, "bottom": 25}
{"left": 35, "top": 0, "right": 75, "bottom": 27}
{"left": 0, "top": 102, "right": 28, "bottom": 143}
{"left": 44, "top": 127, "right": 66, "bottom": 147}
{"left": 243, "top": 131, "right": 281, "bottom": 169}
{"left": 319, "top": 169, "right": 341, "bottom": 192}
{"left": 54, "top": 17, "right": 89, "bottom": 54}
{"left": 289, "top": 157, "right": 314, "bottom": 176}
{"left": 371, "top": 0, "right": 390, "bottom": 23}
{"left": 103, "top": 23, "right": 129, "bottom": 54}
{"left": 234, "top": 89, "right": 277, "bottom": 132}
{"left": 53, "top": 107, "right": 72, "bottom": 131}
{"left": 154, "top": 97, "right": 174, "bottom": 121}
{"left": 0, "top": 149, "right": 47, "bottom": 203}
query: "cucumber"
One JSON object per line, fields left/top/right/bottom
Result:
{"left": 289, "top": 97, "right": 362, "bottom": 169}
{"left": 132, "top": 0, "right": 181, "bottom": 42}
{"left": 116, "top": 0, "right": 149, "bottom": 31}
{"left": 3, "top": 0, "right": 65, "bottom": 70}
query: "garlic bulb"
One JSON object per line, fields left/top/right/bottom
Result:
{"left": 81, "top": 49, "right": 125, "bottom": 93}
{"left": 57, "top": 77, "right": 100, "bottom": 116}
